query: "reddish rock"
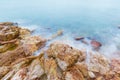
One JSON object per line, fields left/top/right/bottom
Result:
{"left": 90, "top": 40, "right": 102, "bottom": 50}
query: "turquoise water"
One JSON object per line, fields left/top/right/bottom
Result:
{"left": 0, "top": 0, "right": 120, "bottom": 54}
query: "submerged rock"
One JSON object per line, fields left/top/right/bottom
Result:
{"left": 90, "top": 40, "right": 102, "bottom": 50}
{"left": 48, "top": 30, "right": 63, "bottom": 40}
{"left": 75, "top": 36, "right": 84, "bottom": 41}
{"left": 75, "top": 37, "right": 102, "bottom": 50}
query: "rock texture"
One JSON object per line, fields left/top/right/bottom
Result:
{"left": 0, "top": 22, "right": 120, "bottom": 80}
{"left": 0, "top": 22, "right": 46, "bottom": 67}
{"left": 0, "top": 41, "right": 120, "bottom": 80}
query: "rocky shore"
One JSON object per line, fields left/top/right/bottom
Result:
{"left": 0, "top": 22, "right": 120, "bottom": 80}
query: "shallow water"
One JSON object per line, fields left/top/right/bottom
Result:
{"left": 0, "top": 0, "right": 120, "bottom": 58}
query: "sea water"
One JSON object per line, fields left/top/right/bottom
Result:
{"left": 0, "top": 0, "right": 120, "bottom": 58}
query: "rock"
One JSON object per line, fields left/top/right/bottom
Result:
{"left": 88, "top": 53, "right": 110, "bottom": 75}
{"left": 75, "top": 37, "right": 84, "bottom": 41}
{"left": 0, "top": 23, "right": 46, "bottom": 66}
{"left": 21, "top": 36, "right": 46, "bottom": 54}
{"left": 48, "top": 30, "right": 63, "bottom": 40}
{"left": 0, "top": 22, "right": 119, "bottom": 80}
{"left": 0, "top": 36, "right": 46, "bottom": 66}
{"left": 0, "top": 41, "right": 119, "bottom": 80}
{"left": 96, "top": 76, "right": 104, "bottom": 80}
{"left": 44, "top": 58, "right": 62, "bottom": 80}
{"left": 0, "top": 39, "right": 18, "bottom": 45}
{"left": 110, "top": 59, "right": 120, "bottom": 74}
{"left": 0, "top": 22, "right": 18, "bottom": 26}
{"left": 88, "top": 71, "right": 96, "bottom": 78}
{"left": 90, "top": 40, "right": 102, "bottom": 50}
{"left": 1, "top": 53, "right": 62, "bottom": 80}
{"left": 0, "top": 66, "right": 11, "bottom": 78}
{"left": 64, "top": 65, "right": 85, "bottom": 80}
{"left": 0, "top": 42, "right": 18, "bottom": 53}
{"left": 75, "top": 37, "right": 102, "bottom": 50}
{"left": 1, "top": 54, "right": 44, "bottom": 80}
{"left": 75, "top": 62, "right": 88, "bottom": 78}
{"left": 0, "top": 25, "right": 20, "bottom": 41}
{"left": 46, "top": 42, "right": 86, "bottom": 71}
{"left": 19, "top": 28, "right": 31, "bottom": 39}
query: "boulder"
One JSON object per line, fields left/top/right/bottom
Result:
{"left": 75, "top": 37, "right": 102, "bottom": 50}
{"left": 46, "top": 42, "right": 86, "bottom": 71}
{"left": 90, "top": 40, "right": 102, "bottom": 50}
{"left": 75, "top": 37, "right": 84, "bottom": 41}
{"left": 0, "top": 23, "right": 46, "bottom": 66}
{"left": 0, "top": 25, "right": 19, "bottom": 41}
{"left": 0, "top": 22, "right": 18, "bottom": 26}
{"left": 64, "top": 66, "right": 85, "bottom": 80}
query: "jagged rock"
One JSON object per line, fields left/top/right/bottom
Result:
{"left": 64, "top": 65, "right": 85, "bottom": 80}
{"left": 0, "top": 41, "right": 120, "bottom": 80}
{"left": 0, "top": 36, "right": 46, "bottom": 66}
{"left": 11, "top": 57, "right": 44, "bottom": 80}
{"left": 0, "top": 53, "right": 62, "bottom": 80}
{"left": 0, "top": 42, "right": 18, "bottom": 53}
{"left": 21, "top": 36, "right": 46, "bottom": 55}
{"left": 88, "top": 53, "right": 110, "bottom": 78}
{"left": 104, "top": 59, "right": 120, "bottom": 80}
{"left": 110, "top": 59, "right": 120, "bottom": 74}
{"left": 19, "top": 28, "right": 31, "bottom": 39}
{"left": 0, "top": 23, "right": 46, "bottom": 66}
{"left": 0, "top": 22, "right": 18, "bottom": 26}
{"left": 44, "top": 58, "right": 62, "bottom": 80}
{"left": 1, "top": 54, "right": 43, "bottom": 80}
{"left": 0, "top": 25, "right": 19, "bottom": 41}
{"left": 75, "top": 62, "right": 88, "bottom": 78}
{"left": 46, "top": 42, "right": 86, "bottom": 71}
{"left": 0, "top": 22, "right": 119, "bottom": 80}
{"left": 0, "top": 66, "right": 11, "bottom": 78}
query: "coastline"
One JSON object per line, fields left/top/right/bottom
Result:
{"left": 0, "top": 22, "right": 120, "bottom": 80}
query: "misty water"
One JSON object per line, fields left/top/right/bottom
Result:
{"left": 0, "top": 0, "right": 120, "bottom": 58}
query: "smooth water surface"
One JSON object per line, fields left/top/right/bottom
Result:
{"left": 0, "top": 0, "right": 120, "bottom": 56}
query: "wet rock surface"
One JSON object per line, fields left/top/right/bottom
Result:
{"left": 0, "top": 22, "right": 120, "bottom": 80}
{"left": 75, "top": 37, "right": 102, "bottom": 50}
